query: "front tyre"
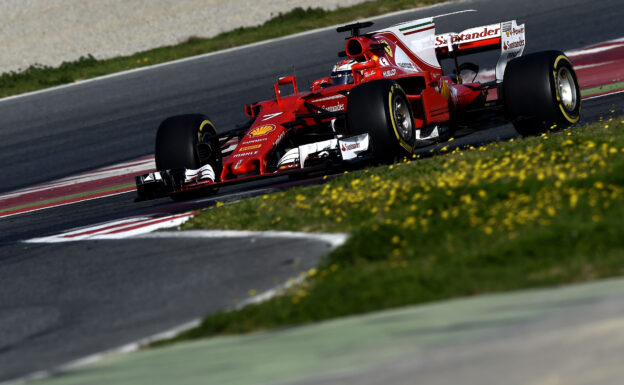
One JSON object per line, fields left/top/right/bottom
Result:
{"left": 504, "top": 50, "right": 581, "bottom": 136}
{"left": 347, "top": 79, "right": 415, "bottom": 163}
{"left": 154, "top": 114, "right": 220, "bottom": 200}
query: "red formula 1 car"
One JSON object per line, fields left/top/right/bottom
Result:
{"left": 136, "top": 13, "right": 581, "bottom": 201}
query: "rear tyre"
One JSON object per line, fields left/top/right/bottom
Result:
{"left": 347, "top": 79, "right": 415, "bottom": 163}
{"left": 155, "top": 114, "right": 220, "bottom": 200}
{"left": 504, "top": 50, "right": 581, "bottom": 136}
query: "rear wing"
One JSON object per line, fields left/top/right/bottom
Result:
{"left": 435, "top": 20, "right": 526, "bottom": 81}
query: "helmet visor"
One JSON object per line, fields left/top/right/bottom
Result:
{"left": 330, "top": 70, "right": 353, "bottom": 85}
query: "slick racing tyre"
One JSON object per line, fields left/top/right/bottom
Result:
{"left": 347, "top": 79, "right": 415, "bottom": 163}
{"left": 504, "top": 50, "right": 581, "bottom": 136}
{"left": 155, "top": 114, "right": 220, "bottom": 200}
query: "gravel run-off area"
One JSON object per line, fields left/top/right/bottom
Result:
{"left": 0, "top": 0, "right": 370, "bottom": 74}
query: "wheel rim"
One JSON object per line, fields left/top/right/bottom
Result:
{"left": 557, "top": 67, "right": 578, "bottom": 112}
{"left": 392, "top": 96, "right": 413, "bottom": 141}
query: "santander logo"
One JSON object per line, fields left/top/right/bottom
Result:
{"left": 435, "top": 27, "right": 501, "bottom": 46}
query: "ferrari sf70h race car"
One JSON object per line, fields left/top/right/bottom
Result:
{"left": 136, "top": 12, "right": 581, "bottom": 201}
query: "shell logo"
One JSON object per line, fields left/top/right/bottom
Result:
{"left": 249, "top": 124, "right": 275, "bottom": 137}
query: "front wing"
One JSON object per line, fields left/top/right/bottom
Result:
{"left": 135, "top": 133, "right": 371, "bottom": 201}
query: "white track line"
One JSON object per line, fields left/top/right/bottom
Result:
{"left": 584, "top": 89, "right": 624, "bottom": 100}
{"left": 565, "top": 37, "right": 624, "bottom": 56}
{"left": 7, "top": 229, "right": 348, "bottom": 385}
{"left": 136, "top": 230, "right": 348, "bottom": 248}
{"left": 25, "top": 213, "right": 196, "bottom": 243}
{"left": 573, "top": 60, "right": 620, "bottom": 71}
{"left": 0, "top": 1, "right": 458, "bottom": 104}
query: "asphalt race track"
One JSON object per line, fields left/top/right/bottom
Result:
{"left": 0, "top": 0, "right": 623, "bottom": 381}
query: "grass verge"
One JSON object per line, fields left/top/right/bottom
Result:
{"left": 156, "top": 112, "right": 624, "bottom": 346}
{"left": 0, "top": 1, "right": 447, "bottom": 98}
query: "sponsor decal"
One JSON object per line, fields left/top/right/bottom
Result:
{"left": 379, "top": 57, "right": 391, "bottom": 67}
{"left": 383, "top": 69, "right": 397, "bottom": 77}
{"left": 261, "top": 112, "right": 283, "bottom": 121}
{"left": 338, "top": 134, "right": 369, "bottom": 160}
{"left": 312, "top": 94, "right": 345, "bottom": 103}
{"left": 378, "top": 39, "right": 393, "bottom": 57}
{"left": 507, "top": 51, "right": 520, "bottom": 59}
{"left": 363, "top": 70, "right": 376, "bottom": 78}
{"left": 393, "top": 46, "right": 419, "bottom": 72}
{"left": 232, "top": 151, "right": 259, "bottom": 158}
{"left": 234, "top": 160, "right": 243, "bottom": 169}
{"left": 341, "top": 142, "right": 360, "bottom": 151}
{"left": 248, "top": 124, "right": 276, "bottom": 137}
{"left": 323, "top": 103, "right": 345, "bottom": 112}
{"left": 243, "top": 137, "right": 268, "bottom": 144}
{"left": 435, "top": 27, "right": 500, "bottom": 46}
{"left": 435, "top": 35, "right": 452, "bottom": 45}
{"left": 238, "top": 144, "right": 262, "bottom": 151}
{"left": 511, "top": 26, "right": 524, "bottom": 36}
{"left": 503, "top": 40, "right": 525, "bottom": 51}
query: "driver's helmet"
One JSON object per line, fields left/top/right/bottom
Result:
{"left": 330, "top": 59, "right": 356, "bottom": 85}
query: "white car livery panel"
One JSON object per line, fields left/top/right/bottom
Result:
{"left": 434, "top": 19, "right": 526, "bottom": 81}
